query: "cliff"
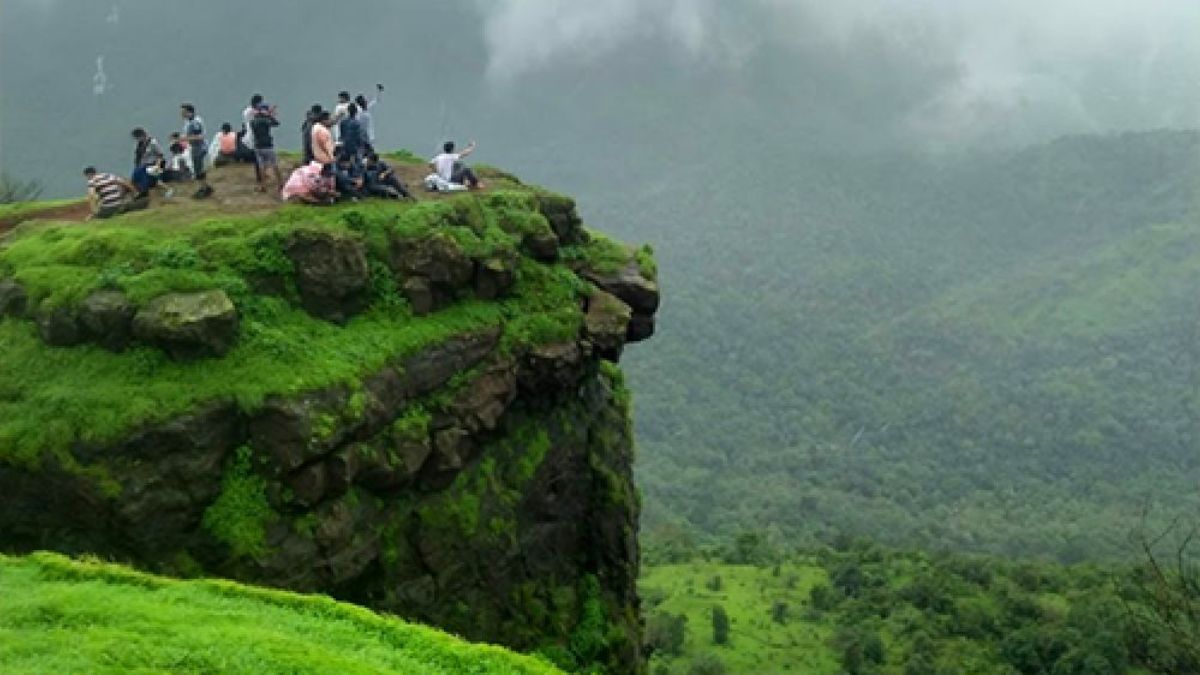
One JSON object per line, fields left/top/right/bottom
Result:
{"left": 0, "top": 159, "right": 659, "bottom": 672}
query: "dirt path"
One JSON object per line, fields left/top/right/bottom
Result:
{"left": 0, "top": 157, "right": 488, "bottom": 240}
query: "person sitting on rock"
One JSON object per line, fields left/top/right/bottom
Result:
{"left": 281, "top": 161, "right": 336, "bottom": 205}
{"left": 364, "top": 151, "right": 413, "bottom": 201}
{"left": 429, "top": 140, "right": 482, "bottom": 190}
{"left": 84, "top": 166, "right": 147, "bottom": 220}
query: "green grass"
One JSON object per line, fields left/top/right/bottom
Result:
{"left": 0, "top": 551, "right": 561, "bottom": 674}
{"left": 640, "top": 562, "right": 840, "bottom": 674}
{"left": 0, "top": 198, "right": 85, "bottom": 224}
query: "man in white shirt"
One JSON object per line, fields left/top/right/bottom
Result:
{"left": 429, "top": 140, "right": 481, "bottom": 189}
{"left": 331, "top": 91, "right": 351, "bottom": 142}
{"left": 355, "top": 84, "right": 383, "bottom": 150}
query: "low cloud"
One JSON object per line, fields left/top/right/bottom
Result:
{"left": 478, "top": 0, "right": 1200, "bottom": 144}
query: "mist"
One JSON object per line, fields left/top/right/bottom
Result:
{"left": 479, "top": 0, "right": 1200, "bottom": 147}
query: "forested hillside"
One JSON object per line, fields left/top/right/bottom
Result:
{"left": 621, "top": 131, "right": 1200, "bottom": 561}
{"left": 640, "top": 539, "right": 1198, "bottom": 675}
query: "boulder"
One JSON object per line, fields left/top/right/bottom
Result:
{"left": 79, "top": 290, "right": 135, "bottom": 352}
{"left": 132, "top": 290, "right": 238, "bottom": 359}
{"left": 582, "top": 261, "right": 660, "bottom": 316}
{"left": 534, "top": 191, "right": 585, "bottom": 245}
{"left": 390, "top": 234, "right": 473, "bottom": 291}
{"left": 285, "top": 231, "right": 370, "bottom": 324}
{"left": 248, "top": 388, "right": 352, "bottom": 473}
{"left": 524, "top": 232, "right": 560, "bottom": 262}
{"left": 519, "top": 342, "right": 589, "bottom": 394}
{"left": 628, "top": 314, "right": 656, "bottom": 343}
{"left": 474, "top": 257, "right": 516, "bottom": 301}
{"left": 585, "top": 290, "right": 631, "bottom": 361}
{"left": 37, "top": 308, "right": 83, "bottom": 347}
{"left": 0, "top": 279, "right": 27, "bottom": 317}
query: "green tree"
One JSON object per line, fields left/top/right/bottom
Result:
{"left": 711, "top": 604, "right": 730, "bottom": 645}
{"left": 646, "top": 611, "right": 688, "bottom": 657}
{"left": 770, "top": 600, "right": 788, "bottom": 625}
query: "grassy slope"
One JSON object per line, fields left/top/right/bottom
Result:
{"left": 0, "top": 552, "right": 560, "bottom": 674}
{"left": 0, "top": 177, "right": 645, "bottom": 469}
{"left": 641, "top": 562, "right": 840, "bottom": 674}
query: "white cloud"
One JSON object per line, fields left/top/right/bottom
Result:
{"left": 477, "top": 0, "right": 1200, "bottom": 142}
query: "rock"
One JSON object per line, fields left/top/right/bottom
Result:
{"left": 37, "top": 307, "right": 83, "bottom": 347}
{"left": 79, "top": 290, "right": 135, "bottom": 352}
{"left": 582, "top": 261, "right": 660, "bottom": 316}
{"left": 403, "top": 277, "right": 435, "bottom": 317}
{"left": 314, "top": 499, "right": 356, "bottom": 551}
{"left": 0, "top": 279, "right": 27, "bottom": 317}
{"left": 288, "top": 463, "right": 328, "bottom": 508}
{"left": 285, "top": 231, "right": 370, "bottom": 324}
{"left": 628, "top": 314, "right": 656, "bottom": 343}
{"left": 524, "top": 232, "right": 560, "bottom": 262}
{"left": 423, "top": 428, "right": 473, "bottom": 487}
{"left": 519, "top": 342, "right": 589, "bottom": 394}
{"left": 474, "top": 257, "right": 516, "bottom": 300}
{"left": 398, "top": 330, "right": 501, "bottom": 398}
{"left": 450, "top": 362, "right": 517, "bottom": 434}
{"left": 390, "top": 234, "right": 473, "bottom": 290}
{"left": 535, "top": 191, "right": 585, "bottom": 245}
{"left": 132, "top": 290, "right": 238, "bottom": 359}
{"left": 585, "top": 290, "right": 631, "bottom": 361}
{"left": 325, "top": 447, "right": 361, "bottom": 497}
{"left": 356, "top": 430, "right": 433, "bottom": 494}
{"left": 248, "top": 388, "right": 351, "bottom": 473}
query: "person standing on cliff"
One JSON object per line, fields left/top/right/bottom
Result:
{"left": 249, "top": 104, "right": 283, "bottom": 194}
{"left": 331, "top": 90, "right": 352, "bottom": 141}
{"left": 301, "top": 104, "right": 322, "bottom": 165}
{"left": 355, "top": 84, "right": 383, "bottom": 152}
{"left": 181, "top": 103, "right": 213, "bottom": 199}
{"left": 242, "top": 94, "right": 265, "bottom": 183}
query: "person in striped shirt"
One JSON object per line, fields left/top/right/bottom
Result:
{"left": 83, "top": 167, "right": 145, "bottom": 220}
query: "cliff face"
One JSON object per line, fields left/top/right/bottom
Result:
{"left": 0, "top": 164, "right": 658, "bottom": 672}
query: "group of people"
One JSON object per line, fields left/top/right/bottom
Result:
{"left": 84, "top": 84, "right": 485, "bottom": 219}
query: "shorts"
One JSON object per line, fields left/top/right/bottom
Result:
{"left": 255, "top": 148, "right": 278, "bottom": 167}
{"left": 191, "top": 147, "right": 208, "bottom": 179}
